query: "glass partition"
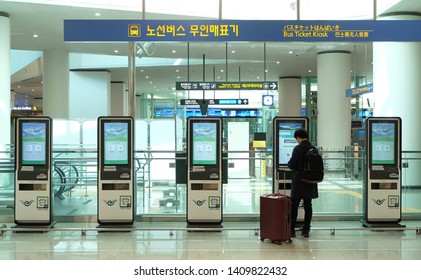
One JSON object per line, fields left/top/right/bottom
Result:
{"left": 0, "top": 148, "right": 14, "bottom": 214}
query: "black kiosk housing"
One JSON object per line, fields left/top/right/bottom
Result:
{"left": 97, "top": 116, "right": 135, "bottom": 227}
{"left": 363, "top": 117, "right": 403, "bottom": 227}
{"left": 14, "top": 117, "right": 53, "bottom": 227}
{"left": 272, "top": 117, "right": 308, "bottom": 193}
{"left": 272, "top": 117, "right": 309, "bottom": 225}
{"left": 186, "top": 117, "right": 223, "bottom": 228}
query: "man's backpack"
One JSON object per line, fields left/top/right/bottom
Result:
{"left": 301, "top": 147, "right": 324, "bottom": 184}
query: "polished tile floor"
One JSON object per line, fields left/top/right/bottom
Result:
{"left": 1, "top": 220, "right": 421, "bottom": 260}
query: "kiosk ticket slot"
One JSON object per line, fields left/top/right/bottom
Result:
{"left": 14, "top": 117, "right": 53, "bottom": 226}
{"left": 363, "top": 117, "right": 403, "bottom": 227}
{"left": 273, "top": 117, "right": 308, "bottom": 224}
{"left": 97, "top": 117, "right": 134, "bottom": 226}
{"left": 187, "top": 118, "right": 222, "bottom": 227}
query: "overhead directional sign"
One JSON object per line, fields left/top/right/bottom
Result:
{"left": 64, "top": 20, "right": 421, "bottom": 42}
{"left": 346, "top": 83, "right": 373, "bottom": 97}
{"left": 176, "top": 82, "right": 278, "bottom": 91}
{"left": 180, "top": 99, "right": 249, "bottom": 105}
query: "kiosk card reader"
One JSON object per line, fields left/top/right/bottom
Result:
{"left": 187, "top": 117, "right": 223, "bottom": 228}
{"left": 14, "top": 117, "right": 53, "bottom": 226}
{"left": 272, "top": 117, "right": 308, "bottom": 224}
{"left": 97, "top": 117, "right": 135, "bottom": 226}
{"left": 363, "top": 117, "right": 403, "bottom": 227}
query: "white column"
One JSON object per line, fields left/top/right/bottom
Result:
{"left": 0, "top": 12, "right": 10, "bottom": 188}
{"left": 110, "top": 81, "right": 127, "bottom": 116}
{"left": 0, "top": 13, "right": 10, "bottom": 149}
{"left": 374, "top": 13, "right": 421, "bottom": 187}
{"left": 43, "top": 49, "right": 69, "bottom": 118}
{"left": 317, "top": 51, "right": 352, "bottom": 150}
{"left": 278, "top": 76, "right": 301, "bottom": 116}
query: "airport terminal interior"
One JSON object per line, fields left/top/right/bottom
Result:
{"left": 1, "top": 0, "right": 421, "bottom": 260}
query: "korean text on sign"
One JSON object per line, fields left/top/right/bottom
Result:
{"left": 146, "top": 24, "right": 239, "bottom": 38}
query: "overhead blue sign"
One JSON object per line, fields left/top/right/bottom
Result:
{"left": 180, "top": 99, "right": 249, "bottom": 105}
{"left": 346, "top": 84, "right": 373, "bottom": 97}
{"left": 64, "top": 20, "right": 421, "bottom": 42}
{"left": 176, "top": 81, "right": 277, "bottom": 91}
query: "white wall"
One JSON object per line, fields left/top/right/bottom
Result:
{"left": 69, "top": 71, "right": 110, "bottom": 118}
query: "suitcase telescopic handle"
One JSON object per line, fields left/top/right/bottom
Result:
{"left": 278, "top": 169, "right": 287, "bottom": 195}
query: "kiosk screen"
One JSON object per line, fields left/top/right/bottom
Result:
{"left": 103, "top": 122, "right": 129, "bottom": 165}
{"left": 371, "top": 122, "right": 395, "bottom": 165}
{"left": 277, "top": 121, "right": 305, "bottom": 166}
{"left": 192, "top": 122, "right": 217, "bottom": 165}
{"left": 21, "top": 122, "right": 47, "bottom": 165}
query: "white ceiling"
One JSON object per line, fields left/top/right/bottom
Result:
{"left": 3, "top": 0, "right": 421, "bottom": 103}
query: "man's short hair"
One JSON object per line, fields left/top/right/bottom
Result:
{"left": 294, "top": 128, "right": 308, "bottom": 139}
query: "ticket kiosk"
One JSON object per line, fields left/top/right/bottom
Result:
{"left": 14, "top": 117, "right": 53, "bottom": 227}
{"left": 187, "top": 117, "right": 223, "bottom": 228}
{"left": 273, "top": 117, "right": 309, "bottom": 224}
{"left": 363, "top": 117, "right": 403, "bottom": 227}
{"left": 97, "top": 117, "right": 135, "bottom": 227}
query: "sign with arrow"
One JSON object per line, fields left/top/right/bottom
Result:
{"left": 180, "top": 99, "right": 249, "bottom": 105}
{"left": 176, "top": 82, "right": 278, "bottom": 91}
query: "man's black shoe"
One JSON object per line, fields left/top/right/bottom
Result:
{"left": 291, "top": 230, "right": 296, "bottom": 238}
{"left": 302, "top": 231, "right": 309, "bottom": 238}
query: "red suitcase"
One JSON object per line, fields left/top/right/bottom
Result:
{"left": 260, "top": 193, "right": 292, "bottom": 244}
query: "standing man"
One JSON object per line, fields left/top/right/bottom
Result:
{"left": 287, "top": 128, "right": 319, "bottom": 238}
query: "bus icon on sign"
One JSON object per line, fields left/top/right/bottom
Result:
{"left": 129, "top": 25, "right": 140, "bottom": 37}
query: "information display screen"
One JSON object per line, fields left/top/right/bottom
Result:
{"left": 21, "top": 122, "right": 47, "bottom": 165}
{"left": 103, "top": 122, "right": 129, "bottom": 165}
{"left": 371, "top": 122, "right": 395, "bottom": 165}
{"left": 192, "top": 122, "right": 218, "bottom": 165}
{"left": 277, "top": 121, "right": 305, "bottom": 166}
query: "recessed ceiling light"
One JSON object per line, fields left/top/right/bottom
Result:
{"left": 172, "top": 50, "right": 176, "bottom": 53}
{"left": 231, "top": 50, "right": 235, "bottom": 53}
{"left": 276, "top": 61, "right": 280, "bottom": 64}
{"left": 220, "top": 69, "right": 224, "bottom": 72}
{"left": 289, "top": 51, "right": 293, "bottom": 54}
{"left": 308, "top": 70, "right": 312, "bottom": 73}
{"left": 114, "top": 50, "right": 119, "bottom": 53}
{"left": 33, "top": 34, "right": 38, "bottom": 38}
{"left": 95, "top": 12, "right": 101, "bottom": 17}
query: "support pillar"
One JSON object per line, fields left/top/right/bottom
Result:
{"left": 43, "top": 49, "right": 69, "bottom": 118}
{"left": 374, "top": 13, "right": 421, "bottom": 188}
{"left": 278, "top": 76, "right": 301, "bottom": 116}
{"left": 317, "top": 51, "right": 352, "bottom": 150}
{"left": 0, "top": 12, "right": 11, "bottom": 188}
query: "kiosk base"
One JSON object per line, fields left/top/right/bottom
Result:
{"left": 96, "top": 223, "right": 135, "bottom": 232}
{"left": 11, "top": 221, "right": 56, "bottom": 233}
{"left": 361, "top": 220, "right": 406, "bottom": 229}
{"left": 187, "top": 223, "right": 223, "bottom": 232}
